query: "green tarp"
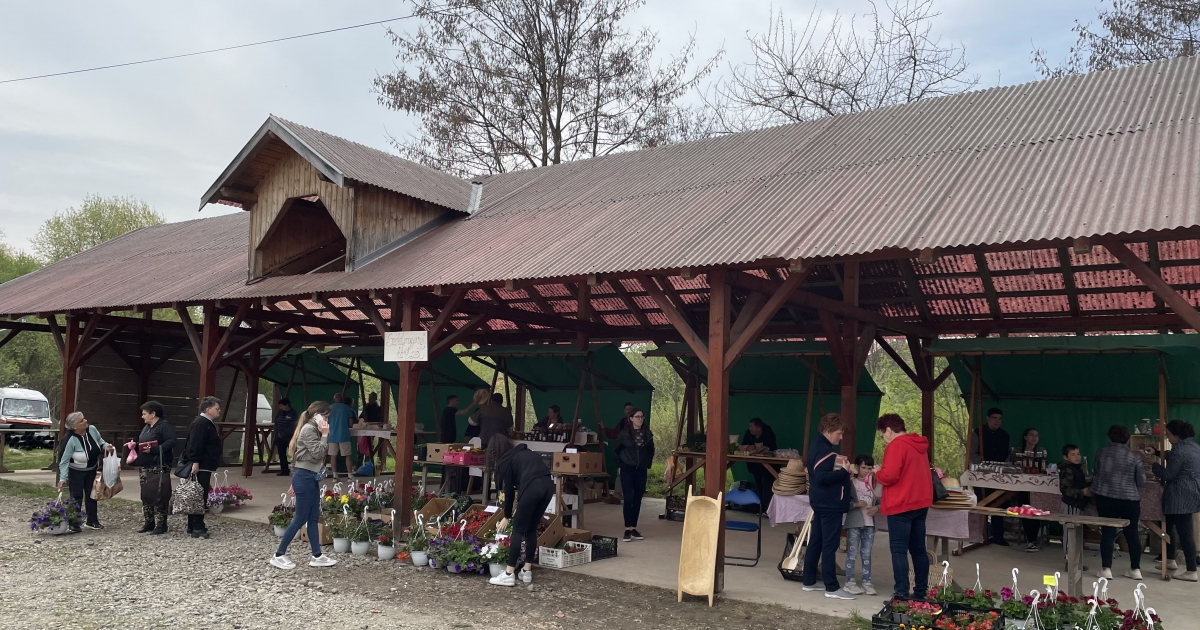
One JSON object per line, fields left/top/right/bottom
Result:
{"left": 928, "top": 335, "right": 1200, "bottom": 461}
{"left": 651, "top": 342, "right": 883, "bottom": 480}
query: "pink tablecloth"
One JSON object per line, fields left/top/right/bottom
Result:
{"left": 767, "top": 494, "right": 977, "bottom": 541}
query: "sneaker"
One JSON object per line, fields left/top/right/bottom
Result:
{"left": 489, "top": 571, "right": 516, "bottom": 587}
{"left": 1175, "top": 570, "right": 1199, "bottom": 582}
{"left": 992, "top": 538, "right": 1010, "bottom": 547}
{"left": 1096, "top": 567, "right": 1113, "bottom": 579}
{"left": 623, "top": 530, "right": 633, "bottom": 543}
{"left": 1155, "top": 559, "right": 1179, "bottom": 571}
{"left": 270, "top": 555, "right": 296, "bottom": 570}
{"left": 845, "top": 583, "right": 865, "bottom": 595}
{"left": 825, "top": 589, "right": 856, "bottom": 600}
{"left": 518, "top": 569, "right": 532, "bottom": 584}
{"left": 309, "top": 555, "right": 338, "bottom": 567}
{"left": 68, "top": 525, "right": 82, "bottom": 534}
{"left": 630, "top": 529, "right": 644, "bottom": 540}
{"left": 863, "top": 582, "right": 877, "bottom": 596}
{"left": 1123, "top": 569, "right": 1143, "bottom": 580}
{"left": 802, "top": 584, "right": 823, "bottom": 592}
{"left": 83, "top": 522, "right": 103, "bottom": 530}
{"left": 1025, "top": 543, "right": 1040, "bottom": 553}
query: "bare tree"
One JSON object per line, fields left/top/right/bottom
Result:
{"left": 708, "top": 0, "right": 977, "bottom": 132}
{"left": 1033, "top": 0, "right": 1199, "bottom": 78}
{"left": 373, "top": 0, "right": 720, "bottom": 177}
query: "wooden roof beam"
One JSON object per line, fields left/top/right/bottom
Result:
{"left": 1056, "top": 247, "right": 1081, "bottom": 319}
{"left": 1105, "top": 241, "right": 1200, "bottom": 331}
{"left": 973, "top": 253, "right": 1002, "bottom": 323}
{"left": 636, "top": 276, "right": 708, "bottom": 368}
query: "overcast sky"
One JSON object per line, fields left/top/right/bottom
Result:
{"left": 0, "top": 0, "right": 1100, "bottom": 253}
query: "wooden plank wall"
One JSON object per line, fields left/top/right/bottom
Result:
{"left": 250, "top": 149, "right": 355, "bottom": 274}
{"left": 77, "top": 343, "right": 246, "bottom": 445}
{"left": 254, "top": 200, "right": 346, "bottom": 276}
{"left": 352, "top": 183, "right": 446, "bottom": 262}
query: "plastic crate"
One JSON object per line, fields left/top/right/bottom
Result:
{"left": 538, "top": 542, "right": 591, "bottom": 568}
{"left": 944, "top": 603, "right": 1005, "bottom": 628}
{"left": 870, "top": 603, "right": 901, "bottom": 630}
{"left": 589, "top": 535, "right": 618, "bottom": 560}
{"left": 777, "top": 532, "right": 804, "bottom": 582}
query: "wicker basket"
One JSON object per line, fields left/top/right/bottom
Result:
{"left": 538, "top": 542, "right": 591, "bottom": 568}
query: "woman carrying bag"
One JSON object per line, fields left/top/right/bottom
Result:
{"left": 271, "top": 401, "right": 338, "bottom": 570}
{"left": 57, "top": 412, "right": 114, "bottom": 532}
{"left": 135, "top": 401, "right": 176, "bottom": 535}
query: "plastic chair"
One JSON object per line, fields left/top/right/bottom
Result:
{"left": 724, "top": 488, "right": 762, "bottom": 567}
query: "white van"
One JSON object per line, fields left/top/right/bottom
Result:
{"left": 0, "top": 386, "right": 54, "bottom": 448}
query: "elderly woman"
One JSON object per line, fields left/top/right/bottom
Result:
{"left": 875, "top": 413, "right": 933, "bottom": 600}
{"left": 802, "top": 413, "right": 855, "bottom": 600}
{"left": 57, "top": 412, "right": 114, "bottom": 532}
{"left": 1091, "top": 424, "right": 1146, "bottom": 580}
{"left": 1150, "top": 420, "right": 1200, "bottom": 581}
{"left": 135, "top": 400, "right": 177, "bottom": 535}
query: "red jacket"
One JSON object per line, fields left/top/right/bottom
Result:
{"left": 876, "top": 432, "right": 933, "bottom": 516}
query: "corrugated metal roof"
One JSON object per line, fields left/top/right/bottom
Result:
{"left": 2, "top": 57, "right": 1200, "bottom": 318}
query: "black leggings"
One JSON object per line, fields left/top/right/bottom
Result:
{"left": 510, "top": 477, "right": 554, "bottom": 569}
{"left": 1166, "top": 513, "right": 1199, "bottom": 572}
{"left": 67, "top": 467, "right": 98, "bottom": 525}
{"left": 1096, "top": 495, "right": 1141, "bottom": 570}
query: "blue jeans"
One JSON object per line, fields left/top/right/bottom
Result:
{"left": 888, "top": 508, "right": 929, "bottom": 598}
{"left": 802, "top": 510, "right": 844, "bottom": 592}
{"left": 845, "top": 526, "right": 875, "bottom": 584}
{"left": 619, "top": 466, "right": 648, "bottom": 528}
{"left": 277, "top": 468, "right": 322, "bottom": 558}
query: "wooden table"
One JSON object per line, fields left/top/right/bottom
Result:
{"left": 662, "top": 449, "right": 796, "bottom": 518}
{"left": 552, "top": 471, "right": 611, "bottom": 529}
{"left": 967, "top": 506, "right": 1128, "bottom": 597}
{"left": 214, "top": 423, "right": 273, "bottom": 467}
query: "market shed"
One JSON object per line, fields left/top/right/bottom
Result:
{"left": 928, "top": 335, "right": 1200, "bottom": 461}
{"left": 648, "top": 343, "right": 882, "bottom": 465}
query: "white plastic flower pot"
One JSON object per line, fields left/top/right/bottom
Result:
{"left": 47, "top": 522, "right": 69, "bottom": 535}
{"left": 351, "top": 541, "right": 370, "bottom": 556}
{"left": 489, "top": 563, "right": 507, "bottom": 577}
{"left": 410, "top": 550, "right": 428, "bottom": 566}
{"left": 428, "top": 556, "right": 440, "bottom": 569}
{"left": 377, "top": 545, "right": 396, "bottom": 560}
{"left": 273, "top": 525, "right": 287, "bottom": 537}
{"left": 332, "top": 537, "right": 351, "bottom": 554}
{"left": 209, "top": 504, "right": 225, "bottom": 514}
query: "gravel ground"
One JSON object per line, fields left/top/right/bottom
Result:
{"left": 0, "top": 483, "right": 851, "bottom": 630}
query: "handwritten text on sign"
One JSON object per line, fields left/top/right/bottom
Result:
{"left": 384, "top": 331, "right": 428, "bottom": 362}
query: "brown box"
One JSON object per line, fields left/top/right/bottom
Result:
{"left": 298, "top": 519, "right": 334, "bottom": 545}
{"left": 561, "top": 527, "right": 592, "bottom": 544}
{"left": 553, "top": 452, "right": 606, "bottom": 475}
{"left": 538, "top": 514, "right": 565, "bottom": 548}
{"left": 425, "top": 443, "right": 463, "bottom": 463}
{"left": 416, "top": 497, "right": 456, "bottom": 526}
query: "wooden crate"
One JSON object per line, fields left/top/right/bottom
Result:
{"left": 553, "top": 452, "right": 606, "bottom": 475}
{"left": 416, "top": 497, "right": 456, "bottom": 526}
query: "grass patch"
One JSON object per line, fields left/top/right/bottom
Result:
{"left": 4, "top": 447, "right": 54, "bottom": 471}
{"left": 0, "top": 476, "right": 59, "bottom": 499}
{"left": 847, "top": 611, "right": 873, "bottom": 630}
{"left": 644, "top": 461, "right": 734, "bottom": 498}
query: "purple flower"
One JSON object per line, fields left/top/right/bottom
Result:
{"left": 1022, "top": 595, "right": 1034, "bottom": 605}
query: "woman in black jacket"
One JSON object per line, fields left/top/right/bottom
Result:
{"left": 487, "top": 437, "right": 554, "bottom": 587}
{"left": 614, "top": 408, "right": 654, "bottom": 542}
{"left": 184, "top": 396, "right": 224, "bottom": 539}
{"left": 135, "top": 401, "right": 177, "bottom": 534}
{"left": 741, "top": 418, "right": 778, "bottom": 510}
{"left": 803, "top": 413, "right": 856, "bottom": 600}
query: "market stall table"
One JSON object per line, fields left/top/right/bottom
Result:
{"left": 664, "top": 449, "right": 794, "bottom": 518}
{"left": 552, "top": 470, "right": 611, "bottom": 529}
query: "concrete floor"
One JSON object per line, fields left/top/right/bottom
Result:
{"left": 8, "top": 467, "right": 1197, "bottom": 627}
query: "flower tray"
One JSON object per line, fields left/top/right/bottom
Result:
{"left": 589, "top": 535, "right": 618, "bottom": 561}
{"left": 945, "top": 603, "right": 1006, "bottom": 628}
{"left": 443, "top": 451, "right": 485, "bottom": 466}
{"left": 870, "top": 603, "right": 900, "bottom": 630}
{"left": 538, "top": 542, "right": 591, "bottom": 568}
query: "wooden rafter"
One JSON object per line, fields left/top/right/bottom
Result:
{"left": 76, "top": 323, "right": 127, "bottom": 366}
{"left": 1056, "top": 247, "right": 1081, "bottom": 318}
{"left": 729, "top": 291, "right": 766, "bottom": 340}
{"left": 430, "top": 314, "right": 488, "bottom": 358}
{"left": 973, "top": 253, "right": 1002, "bottom": 321}
{"left": 1105, "top": 241, "right": 1200, "bottom": 331}
{"left": 898, "top": 259, "right": 933, "bottom": 322}
{"left": 522, "top": 285, "right": 558, "bottom": 317}
{"left": 877, "top": 334, "right": 919, "bottom": 383}
{"left": 348, "top": 296, "right": 389, "bottom": 337}
{"left": 0, "top": 328, "right": 19, "bottom": 352}
{"left": 45, "top": 316, "right": 65, "bottom": 356}
{"left": 636, "top": 276, "right": 709, "bottom": 368}
{"left": 427, "top": 288, "right": 466, "bottom": 344}
{"left": 483, "top": 287, "right": 530, "bottom": 333}
{"left": 174, "top": 306, "right": 203, "bottom": 360}
{"left": 317, "top": 298, "right": 353, "bottom": 323}
{"left": 258, "top": 339, "right": 298, "bottom": 373}
{"left": 724, "top": 265, "right": 810, "bottom": 370}
{"left": 609, "top": 279, "right": 653, "bottom": 329}
{"left": 218, "top": 323, "right": 291, "bottom": 366}
{"left": 213, "top": 303, "right": 251, "bottom": 361}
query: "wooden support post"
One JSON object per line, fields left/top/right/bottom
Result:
{"left": 515, "top": 382, "right": 527, "bottom": 432}
{"left": 392, "top": 292, "right": 421, "bottom": 526}
{"left": 198, "top": 305, "right": 218, "bottom": 400}
{"left": 242, "top": 346, "right": 259, "bottom": 477}
{"left": 380, "top": 381, "right": 391, "bottom": 427}
{"left": 59, "top": 315, "right": 80, "bottom": 440}
{"left": 706, "top": 269, "right": 732, "bottom": 592}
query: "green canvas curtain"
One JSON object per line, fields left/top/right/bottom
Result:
{"left": 930, "top": 335, "right": 1200, "bottom": 464}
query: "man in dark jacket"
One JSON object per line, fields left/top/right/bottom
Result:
{"left": 803, "top": 413, "right": 856, "bottom": 600}
{"left": 185, "top": 396, "right": 224, "bottom": 539}
{"left": 273, "top": 398, "right": 298, "bottom": 476}
{"left": 969, "top": 407, "right": 1013, "bottom": 545}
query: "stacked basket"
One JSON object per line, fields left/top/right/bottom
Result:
{"left": 771, "top": 459, "right": 808, "bottom": 496}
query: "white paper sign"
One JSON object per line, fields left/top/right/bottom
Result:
{"left": 384, "top": 330, "right": 428, "bottom": 362}
{"left": 484, "top": 505, "right": 499, "bottom": 513}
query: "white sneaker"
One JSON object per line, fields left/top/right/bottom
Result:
{"left": 1174, "top": 570, "right": 1198, "bottom": 582}
{"left": 1155, "top": 559, "right": 1179, "bottom": 571}
{"left": 845, "top": 583, "right": 865, "bottom": 595}
{"left": 489, "top": 571, "right": 516, "bottom": 587}
{"left": 863, "top": 582, "right": 878, "bottom": 596}
{"left": 1025, "top": 543, "right": 1040, "bottom": 553}
{"left": 825, "top": 589, "right": 856, "bottom": 600}
{"left": 518, "top": 569, "right": 532, "bottom": 584}
{"left": 802, "top": 584, "right": 823, "bottom": 592}
{"left": 309, "top": 555, "right": 338, "bottom": 568}
{"left": 270, "top": 555, "right": 296, "bottom": 570}
{"left": 1123, "top": 568, "right": 1143, "bottom": 580}
{"left": 1096, "top": 567, "right": 1113, "bottom": 579}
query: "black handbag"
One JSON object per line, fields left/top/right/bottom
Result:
{"left": 931, "top": 467, "right": 949, "bottom": 503}
{"left": 174, "top": 458, "right": 192, "bottom": 479}
{"left": 140, "top": 469, "right": 172, "bottom": 507}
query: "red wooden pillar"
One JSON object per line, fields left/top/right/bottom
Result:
{"left": 241, "top": 346, "right": 259, "bottom": 477}
{"left": 380, "top": 381, "right": 391, "bottom": 426}
{"left": 392, "top": 292, "right": 421, "bottom": 525}
{"left": 198, "top": 305, "right": 218, "bottom": 401}
{"left": 839, "top": 262, "right": 860, "bottom": 453}
{"left": 59, "top": 315, "right": 80, "bottom": 438}
{"left": 706, "top": 269, "right": 731, "bottom": 592}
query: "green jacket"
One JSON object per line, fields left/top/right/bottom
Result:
{"left": 58, "top": 426, "right": 109, "bottom": 482}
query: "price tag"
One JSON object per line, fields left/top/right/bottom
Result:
{"left": 1043, "top": 575, "right": 1057, "bottom": 586}
{"left": 484, "top": 505, "right": 498, "bottom": 513}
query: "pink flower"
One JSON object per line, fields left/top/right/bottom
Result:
{"left": 1000, "top": 587, "right": 1013, "bottom": 601}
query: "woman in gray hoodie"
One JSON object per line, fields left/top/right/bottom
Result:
{"left": 270, "top": 401, "right": 339, "bottom": 570}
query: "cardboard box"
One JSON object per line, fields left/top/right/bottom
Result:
{"left": 561, "top": 527, "right": 592, "bottom": 544}
{"left": 298, "top": 519, "right": 334, "bottom": 545}
{"left": 553, "top": 452, "right": 606, "bottom": 475}
{"left": 443, "top": 450, "right": 486, "bottom": 466}
{"left": 538, "top": 514, "right": 564, "bottom": 548}
{"left": 416, "top": 497, "right": 456, "bottom": 526}
{"left": 425, "top": 443, "right": 464, "bottom": 462}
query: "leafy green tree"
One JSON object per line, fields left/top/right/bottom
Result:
{"left": 30, "top": 194, "right": 163, "bottom": 264}
{"left": 0, "top": 230, "right": 40, "bottom": 283}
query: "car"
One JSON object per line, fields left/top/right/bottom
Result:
{"left": 0, "top": 386, "right": 54, "bottom": 449}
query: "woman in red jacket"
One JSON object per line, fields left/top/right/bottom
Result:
{"left": 875, "top": 413, "right": 933, "bottom": 600}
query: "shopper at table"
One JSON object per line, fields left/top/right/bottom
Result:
{"left": 844, "top": 454, "right": 882, "bottom": 596}
{"left": 488, "top": 437, "right": 554, "bottom": 587}
{"left": 135, "top": 400, "right": 176, "bottom": 535}
{"left": 325, "top": 393, "right": 355, "bottom": 479}
{"left": 802, "top": 413, "right": 855, "bottom": 600}
{"left": 56, "top": 411, "right": 115, "bottom": 532}
{"left": 1016, "top": 427, "right": 1048, "bottom": 553}
{"left": 875, "top": 413, "right": 933, "bottom": 600}
{"left": 271, "top": 400, "right": 338, "bottom": 570}
{"left": 1091, "top": 424, "right": 1146, "bottom": 580}
{"left": 968, "top": 407, "right": 1013, "bottom": 545}
{"left": 1059, "top": 444, "right": 1092, "bottom": 568}
{"left": 740, "top": 418, "right": 778, "bottom": 511}
{"left": 614, "top": 407, "right": 654, "bottom": 542}
{"left": 273, "top": 398, "right": 298, "bottom": 477}
{"left": 470, "top": 392, "right": 515, "bottom": 448}
{"left": 1150, "top": 420, "right": 1200, "bottom": 581}
{"left": 533, "top": 404, "right": 564, "bottom": 432}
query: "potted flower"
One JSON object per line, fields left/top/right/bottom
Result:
{"left": 999, "top": 588, "right": 1030, "bottom": 628}
{"left": 207, "top": 488, "right": 230, "bottom": 514}
{"left": 377, "top": 530, "right": 396, "bottom": 560}
{"left": 427, "top": 535, "right": 455, "bottom": 569}
{"left": 406, "top": 527, "right": 430, "bottom": 566}
{"left": 327, "top": 518, "right": 351, "bottom": 554}
{"left": 269, "top": 504, "right": 294, "bottom": 537}
{"left": 30, "top": 497, "right": 82, "bottom": 535}
{"left": 480, "top": 541, "right": 510, "bottom": 577}
{"left": 443, "top": 536, "right": 484, "bottom": 574}
{"left": 348, "top": 519, "right": 371, "bottom": 555}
